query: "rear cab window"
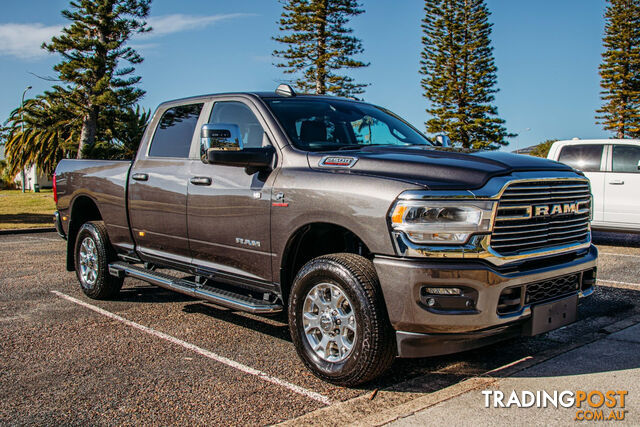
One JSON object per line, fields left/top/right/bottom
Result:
{"left": 149, "top": 103, "right": 204, "bottom": 158}
{"left": 612, "top": 144, "right": 640, "bottom": 173}
{"left": 557, "top": 144, "right": 603, "bottom": 172}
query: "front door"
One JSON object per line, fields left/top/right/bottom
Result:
{"left": 604, "top": 144, "right": 640, "bottom": 226}
{"left": 187, "top": 100, "right": 275, "bottom": 283}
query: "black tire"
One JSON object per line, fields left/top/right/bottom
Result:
{"left": 74, "top": 221, "right": 123, "bottom": 300}
{"left": 288, "top": 253, "right": 396, "bottom": 386}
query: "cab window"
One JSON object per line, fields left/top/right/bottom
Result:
{"left": 209, "top": 102, "right": 267, "bottom": 149}
{"left": 557, "top": 144, "right": 603, "bottom": 172}
{"left": 149, "top": 103, "right": 204, "bottom": 158}
{"left": 612, "top": 144, "right": 640, "bottom": 173}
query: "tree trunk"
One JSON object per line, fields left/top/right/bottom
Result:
{"left": 316, "top": 0, "right": 328, "bottom": 94}
{"left": 77, "top": 106, "right": 98, "bottom": 159}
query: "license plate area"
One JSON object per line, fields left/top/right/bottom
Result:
{"left": 523, "top": 294, "right": 578, "bottom": 336}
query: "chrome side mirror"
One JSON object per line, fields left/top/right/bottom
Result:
{"left": 200, "top": 123, "right": 243, "bottom": 162}
{"left": 435, "top": 134, "right": 451, "bottom": 147}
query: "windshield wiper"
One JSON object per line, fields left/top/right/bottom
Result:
{"left": 336, "top": 144, "right": 363, "bottom": 150}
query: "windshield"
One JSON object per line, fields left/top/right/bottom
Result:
{"left": 265, "top": 98, "right": 432, "bottom": 151}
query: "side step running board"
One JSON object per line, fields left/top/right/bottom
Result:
{"left": 108, "top": 262, "right": 282, "bottom": 314}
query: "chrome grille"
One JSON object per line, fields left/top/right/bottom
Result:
{"left": 490, "top": 180, "right": 591, "bottom": 256}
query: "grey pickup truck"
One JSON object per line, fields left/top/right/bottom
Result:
{"left": 54, "top": 84, "right": 597, "bottom": 386}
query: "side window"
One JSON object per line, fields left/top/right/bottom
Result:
{"left": 209, "top": 102, "right": 267, "bottom": 149}
{"left": 612, "top": 145, "right": 640, "bottom": 173}
{"left": 149, "top": 103, "right": 204, "bottom": 158}
{"left": 557, "top": 144, "right": 603, "bottom": 172}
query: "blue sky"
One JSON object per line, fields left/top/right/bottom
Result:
{"left": 0, "top": 0, "right": 608, "bottom": 150}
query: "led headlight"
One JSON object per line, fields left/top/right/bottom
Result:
{"left": 390, "top": 200, "right": 495, "bottom": 244}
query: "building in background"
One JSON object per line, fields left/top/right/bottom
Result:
{"left": 15, "top": 164, "right": 52, "bottom": 190}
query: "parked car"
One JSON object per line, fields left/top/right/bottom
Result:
{"left": 53, "top": 85, "right": 597, "bottom": 386}
{"left": 548, "top": 139, "right": 640, "bottom": 233}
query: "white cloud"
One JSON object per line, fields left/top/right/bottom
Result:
{"left": 143, "top": 13, "right": 253, "bottom": 38}
{"left": 0, "top": 23, "right": 62, "bottom": 59}
{"left": 0, "top": 13, "right": 253, "bottom": 60}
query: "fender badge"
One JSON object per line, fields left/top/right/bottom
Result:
{"left": 319, "top": 156, "right": 358, "bottom": 168}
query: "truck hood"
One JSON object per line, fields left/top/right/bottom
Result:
{"left": 307, "top": 145, "right": 574, "bottom": 190}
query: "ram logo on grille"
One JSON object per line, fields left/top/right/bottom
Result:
{"left": 490, "top": 179, "right": 591, "bottom": 255}
{"left": 533, "top": 203, "right": 579, "bottom": 217}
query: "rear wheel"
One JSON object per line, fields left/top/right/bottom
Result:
{"left": 288, "top": 253, "right": 395, "bottom": 386}
{"left": 74, "top": 221, "right": 123, "bottom": 300}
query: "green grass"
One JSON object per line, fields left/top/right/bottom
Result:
{"left": 0, "top": 189, "right": 56, "bottom": 230}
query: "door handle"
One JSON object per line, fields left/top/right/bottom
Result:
{"left": 190, "top": 176, "right": 212, "bottom": 186}
{"left": 132, "top": 173, "right": 148, "bottom": 181}
{"left": 609, "top": 179, "right": 625, "bottom": 185}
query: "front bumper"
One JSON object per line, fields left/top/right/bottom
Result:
{"left": 373, "top": 245, "right": 598, "bottom": 357}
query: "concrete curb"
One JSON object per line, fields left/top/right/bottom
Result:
{"left": 280, "top": 312, "right": 640, "bottom": 427}
{"left": 0, "top": 227, "right": 56, "bottom": 235}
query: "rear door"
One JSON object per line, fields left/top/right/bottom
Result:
{"left": 603, "top": 143, "right": 640, "bottom": 227}
{"left": 128, "top": 102, "right": 206, "bottom": 265}
{"left": 556, "top": 144, "right": 606, "bottom": 223}
{"left": 187, "top": 99, "right": 275, "bottom": 283}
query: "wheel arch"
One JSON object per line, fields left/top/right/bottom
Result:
{"left": 66, "top": 194, "right": 103, "bottom": 271}
{"left": 279, "top": 222, "right": 372, "bottom": 305}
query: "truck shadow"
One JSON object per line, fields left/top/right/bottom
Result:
{"left": 118, "top": 284, "right": 195, "bottom": 303}
{"left": 593, "top": 230, "right": 640, "bottom": 247}
{"left": 182, "top": 302, "right": 292, "bottom": 342}
{"left": 377, "top": 285, "right": 640, "bottom": 393}
{"left": 118, "top": 273, "right": 639, "bottom": 394}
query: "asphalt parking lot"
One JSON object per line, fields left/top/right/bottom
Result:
{"left": 1, "top": 231, "right": 639, "bottom": 425}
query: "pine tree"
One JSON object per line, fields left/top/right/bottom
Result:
{"left": 43, "top": 0, "right": 151, "bottom": 158}
{"left": 273, "top": 0, "right": 368, "bottom": 97}
{"left": 596, "top": 0, "right": 640, "bottom": 139}
{"left": 420, "top": 0, "right": 514, "bottom": 150}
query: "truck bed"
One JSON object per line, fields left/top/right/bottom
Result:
{"left": 55, "top": 159, "right": 134, "bottom": 252}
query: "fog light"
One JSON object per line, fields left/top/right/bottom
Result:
{"left": 423, "top": 287, "right": 462, "bottom": 296}
{"left": 426, "top": 297, "right": 436, "bottom": 307}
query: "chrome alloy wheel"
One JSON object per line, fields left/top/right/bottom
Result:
{"left": 302, "top": 283, "right": 357, "bottom": 363}
{"left": 78, "top": 237, "right": 98, "bottom": 288}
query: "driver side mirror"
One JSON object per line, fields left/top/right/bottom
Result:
{"left": 200, "top": 123, "right": 273, "bottom": 169}
{"left": 200, "top": 123, "right": 243, "bottom": 160}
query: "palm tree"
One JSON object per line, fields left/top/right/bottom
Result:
{"left": 357, "top": 116, "right": 379, "bottom": 144}
{"left": 6, "top": 89, "right": 151, "bottom": 178}
{"left": 5, "top": 90, "right": 80, "bottom": 177}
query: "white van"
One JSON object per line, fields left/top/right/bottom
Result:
{"left": 548, "top": 139, "right": 640, "bottom": 232}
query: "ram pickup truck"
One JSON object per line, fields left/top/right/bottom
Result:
{"left": 54, "top": 85, "right": 597, "bottom": 386}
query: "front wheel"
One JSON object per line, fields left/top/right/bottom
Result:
{"left": 74, "top": 221, "right": 123, "bottom": 300}
{"left": 288, "top": 253, "right": 395, "bottom": 386}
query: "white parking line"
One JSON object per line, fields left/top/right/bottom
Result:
{"left": 600, "top": 252, "right": 640, "bottom": 259}
{"left": 51, "top": 290, "right": 332, "bottom": 406}
{"left": 24, "top": 236, "right": 61, "bottom": 242}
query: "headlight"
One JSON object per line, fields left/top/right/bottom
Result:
{"left": 389, "top": 200, "right": 495, "bottom": 244}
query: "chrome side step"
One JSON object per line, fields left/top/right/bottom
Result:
{"left": 108, "top": 262, "right": 282, "bottom": 314}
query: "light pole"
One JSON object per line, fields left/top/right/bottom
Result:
{"left": 514, "top": 127, "right": 531, "bottom": 154}
{"left": 20, "top": 85, "right": 32, "bottom": 193}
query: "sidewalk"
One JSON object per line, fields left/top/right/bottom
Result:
{"left": 389, "top": 324, "right": 640, "bottom": 425}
